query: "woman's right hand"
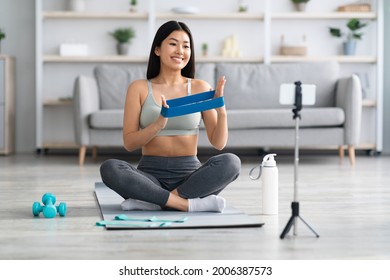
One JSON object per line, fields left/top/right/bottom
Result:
{"left": 154, "top": 95, "right": 169, "bottom": 131}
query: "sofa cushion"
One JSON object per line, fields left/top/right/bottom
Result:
{"left": 94, "top": 64, "right": 147, "bottom": 110}
{"left": 89, "top": 109, "right": 123, "bottom": 129}
{"left": 195, "top": 63, "right": 216, "bottom": 88}
{"left": 90, "top": 107, "right": 344, "bottom": 130}
{"left": 216, "top": 61, "right": 340, "bottom": 110}
{"left": 226, "top": 107, "right": 345, "bottom": 129}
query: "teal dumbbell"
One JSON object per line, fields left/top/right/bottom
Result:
{"left": 32, "top": 193, "right": 67, "bottom": 218}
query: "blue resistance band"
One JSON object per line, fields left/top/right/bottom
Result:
{"left": 160, "top": 90, "right": 224, "bottom": 118}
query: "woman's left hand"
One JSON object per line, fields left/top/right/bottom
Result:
{"left": 204, "top": 75, "right": 228, "bottom": 149}
{"left": 214, "top": 76, "right": 226, "bottom": 98}
{"left": 213, "top": 76, "right": 226, "bottom": 115}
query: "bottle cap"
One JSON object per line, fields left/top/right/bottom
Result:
{"left": 262, "top": 153, "right": 277, "bottom": 167}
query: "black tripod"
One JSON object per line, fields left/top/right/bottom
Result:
{"left": 280, "top": 81, "right": 320, "bottom": 239}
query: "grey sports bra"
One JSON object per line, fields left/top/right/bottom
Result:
{"left": 139, "top": 79, "right": 202, "bottom": 136}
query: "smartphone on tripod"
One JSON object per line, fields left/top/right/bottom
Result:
{"left": 279, "top": 83, "right": 316, "bottom": 106}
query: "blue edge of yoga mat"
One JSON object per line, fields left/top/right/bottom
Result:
{"left": 95, "top": 182, "right": 264, "bottom": 230}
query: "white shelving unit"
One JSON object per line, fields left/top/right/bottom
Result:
{"left": 42, "top": 11, "right": 149, "bottom": 19}
{"left": 35, "top": 0, "right": 383, "bottom": 153}
{"left": 271, "top": 12, "right": 376, "bottom": 19}
{"left": 268, "top": 1, "right": 383, "bottom": 152}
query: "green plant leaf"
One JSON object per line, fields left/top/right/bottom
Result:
{"left": 352, "top": 33, "right": 363, "bottom": 40}
{"left": 0, "top": 28, "right": 5, "bottom": 40}
{"left": 347, "top": 19, "right": 367, "bottom": 31}
{"left": 329, "top": 27, "right": 342, "bottom": 38}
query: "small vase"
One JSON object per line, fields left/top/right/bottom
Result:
{"left": 343, "top": 40, "right": 357, "bottom": 55}
{"left": 129, "top": 5, "right": 138, "bottom": 13}
{"left": 69, "top": 0, "right": 86, "bottom": 12}
{"left": 294, "top": 3, "right": 307, "bottom": 12}
{"left": 116, "top": 43, "right": 129, "bottom": 55}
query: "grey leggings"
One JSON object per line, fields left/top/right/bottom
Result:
{"left": 100, "top": 153, "right": 241, "bottom": 207}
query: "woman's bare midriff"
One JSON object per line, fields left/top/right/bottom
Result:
{"left": 142, "top": 135, "right": 199, "bottom": 157}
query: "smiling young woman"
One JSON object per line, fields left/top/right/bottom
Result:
{"left": 100, "top": 21, "right": 241, "bottom": 213}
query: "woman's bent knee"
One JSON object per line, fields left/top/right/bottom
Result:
{"left": 222, "top": 153, "right": 241, "bottom": 175}
{"left": 100, "top": 159, "right": 117, "bottom": 178}
{"left": 100, "top": 159, "right": 128, "bottom": 186}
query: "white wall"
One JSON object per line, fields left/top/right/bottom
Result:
{"left": 0, "top": 0, "right": 36, "bottom": 153}
{"left": 0, "top": 0, "right": 389, "bottom": 154}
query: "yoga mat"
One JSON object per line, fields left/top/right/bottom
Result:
{"left": 95, "top": 182, "right": 264, "bottom": 230}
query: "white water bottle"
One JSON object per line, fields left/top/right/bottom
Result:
{"left": 261, "top": 154, "right": 278, "bottom": 215}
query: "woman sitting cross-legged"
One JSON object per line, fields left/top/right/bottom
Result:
{"left": 100, "top": 21, "right": 241, "bottom": 212}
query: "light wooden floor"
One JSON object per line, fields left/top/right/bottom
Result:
{"left": 0, "top": 151, "right": 389, "bottom": 260}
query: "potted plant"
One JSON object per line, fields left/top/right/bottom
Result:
{"left": 129, "top": 0, "right": 137, "bottom": 13}
{"left": 109, "top": 27, "right": 135, "bottom": 55}
{"left": 329, "top": 18, "right": 368, "bottom": 55}
{"left": 291, "top": 0, "right": 310, "bottom": 12}
{"left": 201, "top": 43, "right": 208, "bottom": 57}
{"left": 238, "top": 0, "right": 249, "bottom": 13}
{"left": 0, "top": 28, "right": 5, "bottom": 53}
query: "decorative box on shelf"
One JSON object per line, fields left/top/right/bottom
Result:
{"left": 59, "top": 43, "right": 88, "bottom": 56}
{"left": 337, "top": 3, "right": 371, "bottom": 12}
{"left": 279, "top": 35, "right": 307, "bottom": 56}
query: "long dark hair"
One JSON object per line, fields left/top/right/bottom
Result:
{"left": 146, "top": 21, "right": 195, "bottom": 80}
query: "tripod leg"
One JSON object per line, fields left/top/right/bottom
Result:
{"left": 280, "top": 202, "right": 300, "bottom": 239}
{"left": 280, "top": 216, "right": 295, "bottom": 239}
{"left": 298, "top": 216, "right": 320, "bottom": 238}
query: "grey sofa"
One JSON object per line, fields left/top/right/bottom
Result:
{"left": 73, "top": 61, "right": 362, "bottom": 165}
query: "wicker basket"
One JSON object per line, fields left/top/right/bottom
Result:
{"left": 280, "top": 46, "right": 307, "bottom": 56}
{"left": 337, "top": 4, "right": 371, "bottom": 12}
{"left": 279, "top": 35, "right": 307, "bottom": 56}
